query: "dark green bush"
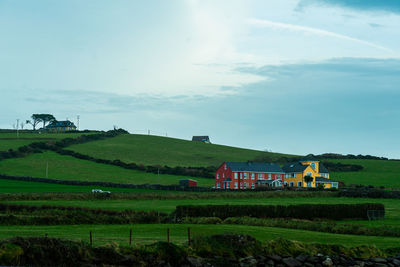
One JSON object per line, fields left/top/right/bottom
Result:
{"left": 175, "top": 203, "right": 385, "bottom": 220}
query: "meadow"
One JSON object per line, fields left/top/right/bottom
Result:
{"left": 68, "top": 134, "right": 292, "bottom": 167}
{"left": 0, "top": 179, "right": 162, "bottom": 193}
{"left": 331, "top": 159, "right": 400, "bottom": 189}
{"left": 0, "top": 132, "right": 95, "bottom": 151}
{"left": 0, "top": 131, "right": 399, "bottom": 251}
{"left": 0, "top": 151, "right": 214, "bottom": 187}
{"left": 5, "top": 197, "right": 400, "bottom": 226}
{"left": 0, "top": 223, "right": 399, "bottom": 248}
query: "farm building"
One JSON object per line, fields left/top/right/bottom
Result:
{"left": 283, "top": 158, "right": 338, "bottom": 189}
{"left": 192, "top": 136, "right": 211, "bottom": 143}
{"left": 46, "top": 120, "right": 77, "bottom": 133}
{"left": 215, "top": 162, "right": 285, "bottom": 190}
{"left": 179, "top": 179, "right": 198, "bottom": 187}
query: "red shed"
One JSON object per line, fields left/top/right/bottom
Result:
{"left": 179, "top": 179, "right": 198, "bottom": 187}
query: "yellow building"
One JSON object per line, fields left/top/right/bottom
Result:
{"left": 282, "top": 158, "right": 338, "bottom": 189}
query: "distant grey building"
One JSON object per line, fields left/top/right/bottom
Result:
{"left": 192, "top": 136, "right": 211, "bottom": 143}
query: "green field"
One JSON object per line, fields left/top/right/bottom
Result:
{"left": 0, "top": 179, "right": 165, "bottom": 193}
{"left": 0, "top": 151, "right": 214, "bottom": 187}
{"left": 68, "top": 134, "right": 292, "bottom": 167}
{"left": 5, "top": 197, "right": 400, "bottom": 226}
{"left": 331, "top": 159, "right": 400, "bottom": 189}
{"left": 0, "top": 132, "right": 96, "bottom": 151}
{"left": 0, "top": 223, "right": 398, "bottom": 248}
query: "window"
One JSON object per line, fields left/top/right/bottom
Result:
{"left": 284, "top": 181, "right": 288, "bottom": 186}
{"left": 307, "top": 182, "right": 312, "bottom": 187}
{"left": 251, "top": 183, "right": 255, "bottom": 189}
{"left": 244, "top": 173, "right": 247, "bottom": 178}
{"left": 251, "top": 173, "right": 255, "bottom": 180}
{"left": 234, "top": 173, "right": 238, "bottom": 179}
{"left": 276, "top": 174, "right": 280, "bottom": 179}
{"left": 240, "top": 173, "right": 243, "bottom": 179}
{"left": 234, "top": 182, "right": 238, "bottom": 189}
{"left": 244, "top": 182, "right": 247, "bottom": 188}
{"left": 259, "top": 173, "right": 264, "bottom": 179}
{"left": 306, "top": 172, "right": 312, "bottom": 177}
{"left": 310, "top": 162, "right": 316, "bottom": 169}
{"left": 226, "top": 182, "right": 230, "bottom": 189}
{"left": 291, "top": 173, "right": 295, "bottom": 178}
{"left": 216, "top": 183, "right": 220, "bottom": 189}
{"left": 289, "top": 182, "right": 294, "bottom": 187}
{"left": 224, "top": 164, "right": 227, "bottom": 170}
{"left": 285, "top": 174, "right": 288, "bottom": 178}
{"left": 223, "top": 173, "right": 225, "bottom": 178}
{"left": 298, "top": 181, "right": 303, "bottom": 187}
{"left": 240, "top": 182, "right": 243, "bottom": 189}
{"left": 217, "top": 174, "right": 219, "bottom": 179}
{"left": 332, "top": 182, "right": 338, "bottom": 188}
{"left": 268, "top": 173, "right": 271, "bottom": 180}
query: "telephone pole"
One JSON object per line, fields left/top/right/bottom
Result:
{"left": 77, "top": 115, "right": 80, "bottom": 131}
{"left": 16, "top": 119, "right": 19, "bottom": 138}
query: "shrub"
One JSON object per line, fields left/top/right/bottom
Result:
{"left": 175, "top": 203, "right": 385, "bottom": 220}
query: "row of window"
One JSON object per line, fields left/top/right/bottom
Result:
{"left": 217, "top": 172, "right": 282, "bottom": 180}
{"left": 215, "top": 182, "right": 256, "bottom": 189}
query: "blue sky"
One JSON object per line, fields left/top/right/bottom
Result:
{"left": 1, "top": 0, "right": 399, "bottom": 158}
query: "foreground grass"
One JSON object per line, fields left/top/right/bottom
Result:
{"left": 0, "top": 132, "right": 95, "bottom": 152}
{"left": 331, "top": 159, "right": 400, "bottom": 189}
{"left": 68, "top": 134, "right": 292, "bottom": 167}
{"left": 0, "top": 179, "right": 166, "bottom": 193}
{"left": 0, "top": 224, "right": 399, "bottom": 248}
{"left": 5, "top": 197, "right": 400, "bottom": 226}
{"left": 0, "top": 151, "right": 214, "bottom": 187}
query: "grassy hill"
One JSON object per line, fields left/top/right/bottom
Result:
{"left": 1, "top": 132, "right": 400, "bottom": 189}
{"left": 68, "top": 134, "right": 292, "bottom": 167}
{"left": 0, "top": 151, "right": 215, "bottom": 187}
{"left": 0, "top": 132, "right": 96, "bottom": 152}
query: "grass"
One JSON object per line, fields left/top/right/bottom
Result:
{"left": 68, "top": 134, "right": 292, "bottom": 167}
{"left": 0, "top": 132, "right": 96, "bottom": 152}
{"left": 0, "top": 223, "right": 398, "bottom": 248}
{"left": 330, "top": 159, "right": 400, "bottom": 189}
{"left": 0, "top": 151, "right": 214, "bottom": 187}
{"left": 5, "top": 197, "right": 400, "bottom": 226}
{"left": 0, "top": 179, "right": 166, "bottom": 193}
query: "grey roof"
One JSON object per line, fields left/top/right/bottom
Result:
{"left": 315, "top": 177, "right": 337, "bottom": 183}
{"left": 192, "top": 136, "right": 210, "bottom": 142}
{"left": 225, "top": 162, "right": 284, "bottom": 173}
{"left": 282, "top": 162, "right": 308, "bottom": 173}
{"left": 47, "top": 120, "right": 76, "bottom": 128}
{"left": 319, "top": 163, "right": 329, "bottom": 173}
{"left": 299, "top": 155, "right": 319, "bottom": 162}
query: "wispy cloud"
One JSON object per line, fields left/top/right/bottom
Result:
{"left": 248, "top": 18, "right": 393, "bottom": 53}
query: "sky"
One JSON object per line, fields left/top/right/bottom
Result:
{"left": 1, "top": 0, "right": 399, "bottom": 158}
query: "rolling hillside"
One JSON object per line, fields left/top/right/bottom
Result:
{"left": 1, "top": 132, "right": 399, "bottom": 188}
{"left": 68, "top": 134, "right": 293, "bottom": 167}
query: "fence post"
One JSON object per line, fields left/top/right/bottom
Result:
{"left": 167, "top": 228, "right": 170, "bottom": 243}
{"left": 188, "top": 227, "right": 191, "bottom": 247}
{"left": 90, "top": 231, "right": 93, "bottom": 246}
{"left": 129, "top": 228, "right": 132, "bottom": 246}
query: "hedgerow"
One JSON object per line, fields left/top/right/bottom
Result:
{"left": 175, "top": 203, "right": 385, "bottom": 220}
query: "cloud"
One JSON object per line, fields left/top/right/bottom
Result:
{"left": 297, "top": 0, "right": 400, "bottom": 14}
{"left": 247, "top": 18, "right": 392, "bottom": 53}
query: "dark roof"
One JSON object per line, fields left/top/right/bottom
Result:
{"left": 319, "top": 163, "right": 329, "bottom": 173}
{"left": 315, "top": 177, "right": 337, "bottom": 183}
{"left": 47, "top": 120, "right": 76, "bottom": 128}
{"left": 192, "top": 136, "right": 210, "bottom": 142}
{"left": 282, "top": 162, "right": 308, "bottom": 173}
{"left": 299, "top": 154, "right": 319, "bottom": 162}
{"left": 225, "top": 162, "right": 283, "bottom": 173}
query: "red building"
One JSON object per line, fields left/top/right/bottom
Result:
{"left": 179, "top": 179, "right": 198, "bottom": 187}
{"left": 215, "top": 162, "right": 285, "bottom": 190}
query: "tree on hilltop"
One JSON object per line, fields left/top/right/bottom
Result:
{"left": 26, "top": 114, "right": 56, "bottom": 130}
